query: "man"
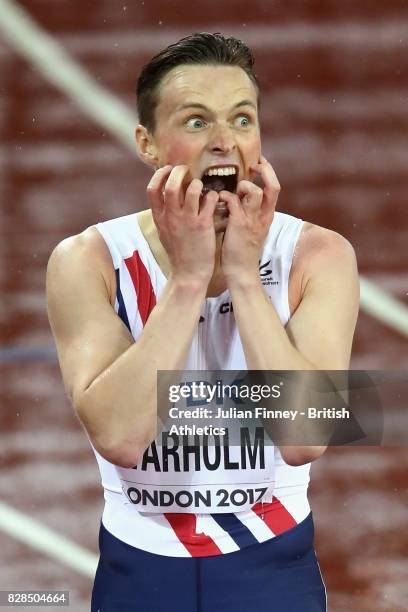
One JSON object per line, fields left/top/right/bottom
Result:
{"left": 46, "top": 33, "right": 359, "bottom": 611}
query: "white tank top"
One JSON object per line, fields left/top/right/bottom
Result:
{"left": 92, "top": 211, "right": 311, "bottom": 557}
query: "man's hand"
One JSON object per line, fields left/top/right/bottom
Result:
{"left": 147, "top": 165, "right": 219, "bottom": 286}
{"left": 219, "top": 155, "right": 280, "bottom": 284}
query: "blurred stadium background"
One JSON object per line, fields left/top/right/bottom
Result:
{"left": 1, "top": 1, "right": 407, "bottom": 610}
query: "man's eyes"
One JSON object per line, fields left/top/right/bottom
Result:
{"left": 185, "top": 114, "right": 252, "bottom": 129}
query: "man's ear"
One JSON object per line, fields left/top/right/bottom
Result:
{"left": 135, "top": 125, "right": 159, "bottom": 168}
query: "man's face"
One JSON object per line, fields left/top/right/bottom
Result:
{"left": 150, "top": 64, "right": 262, "bottom": 231}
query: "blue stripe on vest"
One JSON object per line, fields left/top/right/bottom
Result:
{"left": 211, "top": 513, "right": 259, "bottom": 549}
{"left": 115, "top": 268, "right": 131, "bottom": 333}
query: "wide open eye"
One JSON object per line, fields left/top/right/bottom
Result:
{"left": 235, "top": 115, "right": 250, "bottom": 128}
{"left": 186, "top": 117, "right": 206, "bottom": 129}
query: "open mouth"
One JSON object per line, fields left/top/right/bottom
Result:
{"left": 201, "top": 165, "right": 238, "bottom": 195}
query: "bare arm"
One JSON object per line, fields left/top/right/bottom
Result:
{"left": 219, "top": 157, "right": 359, "bottom": 465}
{"left": 229, "top": 228, "right": 359, "bottom": 371}
{"left": 46, "top": 165, "right": 218, "bottom": 467}
{"left": 229, "top": 229, "right": 359, "bottom": 464}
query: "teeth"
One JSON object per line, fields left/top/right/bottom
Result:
{"left": 205, "top": 166, "right": 236, "bottom": 177}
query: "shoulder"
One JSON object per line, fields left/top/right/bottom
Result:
{"left": 295, "top": 221, "right": 357, "bottom": 282}
{"left": 47, "top": 225, "right": 116, "bottom": 306}
{"left": 47, "top": 225, "right": 111, "bottom": 268}
{"left": 298, "top": 221, "right": 356, "bottom": 259}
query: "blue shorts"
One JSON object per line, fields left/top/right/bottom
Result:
{"left": 91, "top": 512, "right": 326, "bottom": 611}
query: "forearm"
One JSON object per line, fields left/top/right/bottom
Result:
{"left": 228, "top": 277, "right": 328, "bottom": 465}
{"left": 228, "top": 277, "right": 315, "bottom": 370}
{"left": 77, "top": 277, "right": 206, "bottom": 466}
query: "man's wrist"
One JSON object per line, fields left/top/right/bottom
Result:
{"left": 225, "top": 271, "right": 263, "bottom": 293}
{"left": 167, "top": 272, "right": 209, "bottom": 297}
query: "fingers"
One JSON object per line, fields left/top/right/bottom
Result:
{"left": 146, "top": 165, "right": 173, "bottom": 216}
{"left": 248, "top": 156, "right": 280, "bottom": 220}
{"left": 147, "top": 165, "right": 219, "bottom": 224}
{"left": 218, "top": 190, "right": 242, "bottom": 217}
{"left": 148, "top": 164, "right": 202, "bottom": 219}
{"left": 250, "top": 156, "right": 280, "bottom": 208}
{"left": 163, "top": 165, "right": 191, "bottom": 209}
{"left": 236, "top": 180, "right": 263, "bottom": 212}
{"left": 184, "top": 178, "right": 204, "bottom": 216}
{"left": 250, "top": 157, "right": 280, "bottom": 191}
{"left": 260, "top": 155, "right": 280, "bottom": 194}
{"left": 199, "top": 190, "right": 219, "bottom": 222}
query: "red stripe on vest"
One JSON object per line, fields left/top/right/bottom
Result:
{"left": 164, "top": 513, "right": 222, "bottom": 557}
{"left": 125, "top": 251, "right": 156, "bottom": 325}
{"left": 252, "top": 496, "right": 297, "bottom": 535}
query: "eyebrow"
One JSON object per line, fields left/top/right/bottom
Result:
{"left": 175, "top": 99, "right": 257, "bottom": 113}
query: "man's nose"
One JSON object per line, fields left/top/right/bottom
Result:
{"left": 207, "top": 122, "right": 236, "bottom": 154}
